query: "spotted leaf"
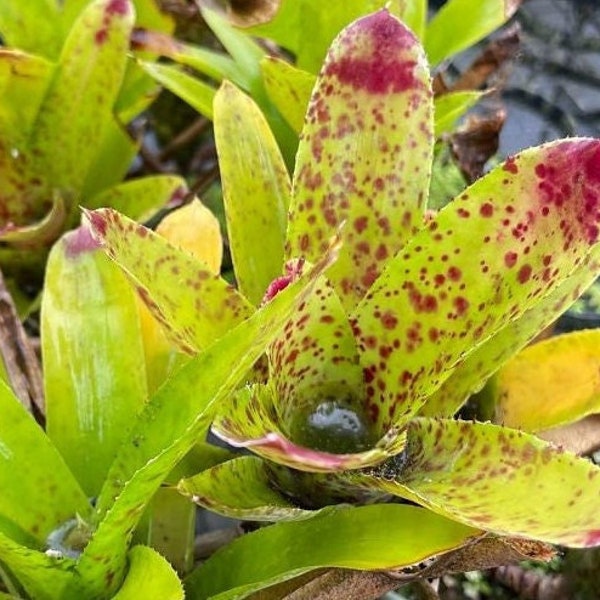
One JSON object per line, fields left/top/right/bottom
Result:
{"left": 185, "top": 504, "right": 481, "bottom": 600}
{"left": 493, "top": 329, "right": 600, "bottom": 432}
{"left": 420, "top": 244, "right": 600, "bottom": 418}
{"left": 85, "top": 208, "right": 253, "bottom": 353}
{"left": 178, "top": 455, "right": 315, "bottom": 522}
{"left": 212, "top": 384, "right": 405, "bottom": 472}
{"left": 71, "top": 241, "right": 339, "bottom": 598}
{"left": 28, "top": 0, "right": 133, "bottom": 197}
{"left": 286, "top": 9, "right": 433, "bottom": 310}
{"left": 356, "top": 418, "right": 600, "bottom": 547}
{"left": 260, "top": 57, "right": 316, "bottom": 134}
{"left": 352, "top": 139, "right": 600, "bottom": 432}
{"left": 214, "top": 81, "right": 290, "bottom": 306}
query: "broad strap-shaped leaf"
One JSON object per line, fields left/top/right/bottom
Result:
{"left": 242, "top": 1, "right": 394, "bottom": 73}
{"left": 42, "top": 227, "right": 148, "bottom": 497}
{"left": 356, "top": 418, "right": 600, "bottom": 547}
{"left": 87, "top": 175, "right": 187, "bottom": 222}
{"left": 214, "top": 82, "right": 291, "bottom": 306}
{"left": 420, "top": 244, "right": 600, "bottom": 418}
{"left": 28, "top": 0, "right": 133, "bottom": 196}
{"left": 68, "top": 240, "right": 339, "bottom": 598}
{"left": 85, "top": 208, "right": 254, "bottom": 353}
{"left": 112, "top": 545, "right": 184, "bottom": 600}
{"left": 139, "top": 60, "right": 215, "bottom": 119}
{"left": 0, "top": 530, "right": 80, "bottom": 599}
{"left": 268, "top": 268, "right": 364, "bottom": 426}
{"left": 352, "top": 139, "right": 600, "bottom": 432}
{"left": 0, "top": 0, "right": 62, "bottom": 58}
{"left": 396, "top": 0, "right": 426, "bottom": 40}
{"left": 260, "top": 57, "right": 316, "bottom": 134}
{"left": 425, "top": 0, "right": 519, "bottom": 66}
{"left": 212, "top": 384, "right": 405, "bottom": 472}
{"left": 132, "top": 29, "right": 247, "bottom": 88}
{"left": 184, "top": 504, "right": 481, "bottom": 600}
{"left": 178, "top": 455, "right": 316, "bottom": 522}
{"left": 434, "top": 91, "right": 486, "bottom": 137}
{"left": 492, "top": 330, "right": 600, "bottom": 432}
{"left": 0, "top": 50, "right": 54, "bottom": 143}
{"left": 286, "top": 9, "right": 433, "bottom": 310}
{"left": 155, "top": 199, "right": 223, "bottom": 274}
{"left": 0, "top": 380, "right": 90, "bottom": 546}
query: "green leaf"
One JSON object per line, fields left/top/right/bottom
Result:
{"left": 42, "top": 227, "right": 148, "bottom": 497}
{"left": 434, "top": 91, "right": 485, "bottom": 137}
{"left": 68, "top": 238, "right": 339, "bottom": 597}
{"left": 85, "top": 208, "right": 254, "bottom": 353}
{"left": 200, "top": 7, "right": 265, "bottom": 93}
{"left": 178, "top": 455, "right": 315, "bottom": 522}
{"left": 243, "top": 1, "right": 393, "bottom": 73}
{"left": 420, "top": 247, "right": 600, "bottom": 418}
{"left": 395, "top": 0, "right": 427, "bottom": 40}
{"left": 140, "top": 488, "right": 195, "bottom": 575}
{"left": 0, "top": 379, "right": 89, "bottom": 546}
{"left": 28, "top": 0, "right": 134, "bottom": 197}
{"left": 352, "top": 139, "right": 600, "bottom": 432}
{"left": 0, "top": 530, "right": 79, "bottom": 599}
{"left": 358, "top": 418, "right": 600, "bottom": 547}
{"left": 132, "top": 30, "right": 247, "bottom": 89}
{"left": 214, "top": 82, "right": 291, "bottom": 306}
{"left": 0, "top": 0, "right": 62, "bottom": 58}
{"left": 80, "top": 119, "right": 139, "bottom": 202}
{"left": 425, "top": 0, "right": 517, "bottom": 66}
{"left": 87, "top": 175, "right": 187, "bottom": 222}
{"left": 286, "top": 10, "right": 433, "bottom": 310}
{"left": 0, "top": 50, "right": 54, "bottom": 142}
{"left": 492, "top": 330, "right": 600, "bottom": 432}
{"left": 185, "top": 504, "right": 481, "bottom": 599}
{"left": 112, "top": 545, "right": 184, "bottom": 599}
{"left": 260, "top": 57, "right": 316, "bottom": 134}
{"left": 139, "top": 61, "right": 215, "bottom": 119}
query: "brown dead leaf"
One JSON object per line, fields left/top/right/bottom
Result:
{"left": 450, "top": 109, "right": 506, "bottom": 182}
{"left": 451, "top": 23, "right": 521, "bottom": 92}
{"left": 539, "top": 414, "right": 600, "bottom": 456}
{"left": 224, "top": 0, "right": 280, "bottom": 27}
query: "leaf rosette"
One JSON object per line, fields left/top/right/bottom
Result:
{"left": 90, "top": 9, "right": 600, "bottom": 549}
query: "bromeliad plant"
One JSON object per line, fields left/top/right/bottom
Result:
{"left": 0, "top": 0, "right": 183, "bottom": 290}
{"left": 83, "top": 9, "right": 600, "bottom": 596}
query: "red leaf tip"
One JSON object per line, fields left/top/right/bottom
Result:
{"left": 64, "top": 225, "right": 102, "bottom": 258}
{"left": 324, "top": 9, "right": 423, "bottom": 95}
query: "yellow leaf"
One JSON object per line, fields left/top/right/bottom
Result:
{"left": 493, "top": 330, "right": 600, "bottom": 432}
{"left": 156, "top": 199, "right": 222, "bottom": 274}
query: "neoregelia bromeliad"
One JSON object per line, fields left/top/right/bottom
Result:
{"left": 88, "top": 10, "right": 600, "bottom": 549}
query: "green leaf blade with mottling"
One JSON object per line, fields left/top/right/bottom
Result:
{"left": 214, "top": 82, "right": 291, "bottom": 306}
{"left": 85, "top": 208, "right": 254, "bottom": 353}
{"left": 359, "top": 418, "right": 600, "bottom": 548}
{"left": 352, "top": 139, "right": 600, "bottom": 432}
{"left": 286, "top": 9, "right": 434, "bottom": 310}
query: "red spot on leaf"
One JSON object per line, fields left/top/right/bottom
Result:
{"left": 585, "top": 529, "right": 600, "bottom": 547}
{"left": 504, "top": 251, "right": 518, "bottom": 268}
{"left": 454, "top": 297, "right": 469, "bottom": 316}
{"left": 448, "top": 266, "right": 462, "bottom": 281}
{"left": 107, "top": 0, "right": 130, "bottom": 14}
{"left": 354, "top": 216, "right": 368, "bottom": 233}
{"left": 380, "top": 311, "right": 398, "bottom": 329}
{"left": 517, "top": 264, "right": 532, "bottom": 283}
{"left": 480, "top": 203, "right": 494, "bottom": 218}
